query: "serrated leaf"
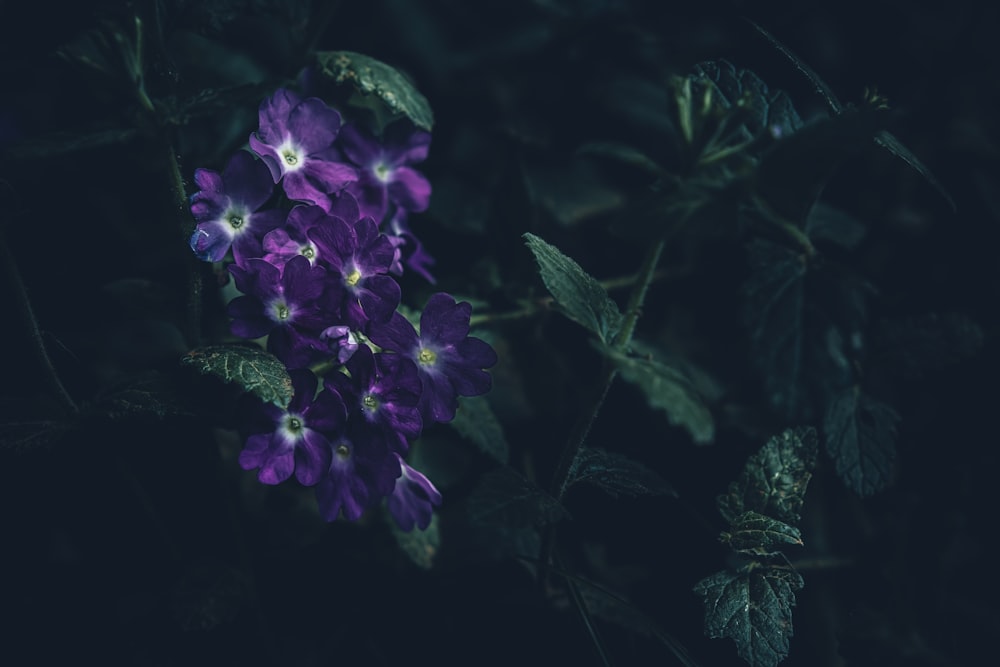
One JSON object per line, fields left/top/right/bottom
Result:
{"left": 603, "top": 347, "right": 714, "bottom": 444}
{"left": 523, "top": 233, "right": 622, "bottom": 343}
{"left": 743, "top": 240, "right": 808, "bottom": 418}
{"left": 181, "top": 345, "right": 293, "bottom": 409}
{"left": 565, "top": 446, "right": 676, "bottom": 499}
{"left": 314, "top": 51, "right": 433, "bottom": 131}
{"left": 694, "top": 566, "right": 803, "bottom": 667}
{"left": 468, "top": 466, "right": 569, "bottom": 528}
{"left": 450, "top": 395, "right": 510, "bottom": 464}
{"left": 723, "top": 511, "right": 803, "bottom": 556}
{"left": 691, "top": 59, "right": 804, "bottom": 141}
{"left": 717, "top": 427, "right": 818, "bottom": 526}
{"left": 390, "top": 512, "right": 440, "bottom": 569}
{"left": 824, "top": 387, "right": 899, "bottom": 496}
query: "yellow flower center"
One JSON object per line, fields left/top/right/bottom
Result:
{"left": 345, "top": 268, "right": 362, "bottom": 287}
{"left": 418, "top": 348, "right": 437, "bottom": 365}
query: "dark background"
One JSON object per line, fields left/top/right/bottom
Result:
{"left": 2, "top": 1, "right": 997, "bottom": 666}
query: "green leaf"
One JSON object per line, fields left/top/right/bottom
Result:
{"left": 565, "top": 447, "right": 677, "bottom": 499}
{"left": 874, "top": 311, "right": 984, "bottom": 378}
{"left": 717, "top": 427, "right": 819, "bottom": 526}
{"left": 824, "top": 387, "right": 900, "bottom": 496}
{"left": 722, "top": 511, "right": 803, "bottom": 556}
{"left": 314, "top": 51, "right": 434, "bottom": 131}
{"left": 576, "top": 141, "right": 667, "bottom": 179}
{"left": 693, "top": 565, "right": 804, "bottom": 667}
{"left": 181, "top": 345, "right": 293, "bottom": 409}
{"left": 805, "top": 202, "right": 868, "bottom": 250}
{"left": 450, "top": 396, "right": 510, "bottom": 464}
{"left": 603, "top": 347, "right": 714, "bottom": 444}
{"left": 691, "top": 59, "right": 804, "bottom": 141}
{"left": 468, "top": 466, "right": 568, "bottom": 560}
{"left": 389, "top": 512, "right": 440, "bottom": 570}
{"left": 522, "top": 233, "right": 622, "bottom": 343}
{"left": 874, "top": 131, "right": 956, "bottom": 211}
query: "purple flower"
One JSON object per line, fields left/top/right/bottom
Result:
{"left": 337, "top": 120, "right": 432, "bottom": 222}
{"left": 319, "top": 325, "right": 360, "bottom": 364}
{"left": 238, "top": 370, "right": 342, "bottom": 486}
{"left": 188, "top": 150, "right": 285, "bottom": 263}
{"left": 324, "top": 345, "right": 423, "bottom": 454}
{"left": 249, "top": 88, "right": 359, "bottom": 208}
{"left": 385, "top": 207, "right": 436, "bottom": 283}
{"left": 387, "top": 455, "right": 442, "bottom": 531}
{"left": 308, "top": 215, "right": 401, "bottom": 328}
{"left": 314, "top": 418, "right": 401, "bottom": 522}
{"left": 368, "top": 293, "right": 497, "bottom": 424}
{"left": 227, "top": 255, "right": 333, "bottom": 368}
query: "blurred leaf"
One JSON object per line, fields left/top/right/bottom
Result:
{"left": 874, "top": 312, "right": 984, "bottom": 378}
{"left": 523, "top": 233, "right": 622, "bottom": 343}
{"left": 717, "top": 427, "right": 818, "bottom": 526}
{"left": 3, "top": 127, "right": 141, "bottom": 160}
{"left": 181, "top": 345, "right": 293, "bottom": 409}
{"left": 603, "top": 347, "right": 714, "bottom": 444}
{"left": 565, "top": 446, "right": 677, "bottom": 499}
{"left": 749, "top": 21, "right": 955, "bottom": 210}
{"left": 521, "top": 157, "right": 626, "bottom": 227}
{"left": 824, "top": 386, "right": 899, "bottom": 496}
{"left": 450, "top": 395, "right": 510, "bottom": 464}
{"left": 315, "top": 51, "right": 434, "bottom": 131}
{"left": 172, "top": 565, "right": 249, "bottom": 632}
{"left": 390, "top": 512, "right": 440, "bottom": 569}
{"left": 742, "top": 239, "right": 809, "bottom": 418}
{"left": 805, "top": 202, "right": 868, "bottom": 249}
{"left": 98, "top": 375, "right": 193, "bottom": 421}
{"left": 722, "top": 511, "right": 803, "bottom": 556}
{"left": 755, "top": 109, "right": 880, "bottom": 224}
{"left": 576, "top": 141, "right": 667, "bottom": 179}
{"left": 693, "top": 565, "right": 804, "bottom": 667}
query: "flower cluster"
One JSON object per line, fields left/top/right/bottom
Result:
{"left": 189, "top": 88, "right": 497, "bottom": 531}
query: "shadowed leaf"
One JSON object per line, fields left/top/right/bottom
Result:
{"left": 565, "top": 446, "right": 677, "bottom": 499}
{"left": 692, "top": 59, "right": 804, "bottom": 140}
{"left": 390, "top": 512, "right": 440, "bottom": 569}
{"left": 824, "top": 386, "right": 899, "bottom": 496}
{"left": 181, "top": 345, "right": 293, "bottom": 409}
{"left": 523, "top": 233, "right": 622, "bottom": 343}
{"left": 603, "top": 347, "right": 714, "bottom": 444}
{"left": 450, "top": 395, "right": 510, "bottom": 464}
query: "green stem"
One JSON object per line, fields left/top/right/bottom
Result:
{"left": 537, "top": 237, "right": 666, "bottom": 588}
{"left": 164, "top": 143, "right": 203, "bottom": 348}
{"left": 0, "top": 226, "right": 78, "bottom": 416}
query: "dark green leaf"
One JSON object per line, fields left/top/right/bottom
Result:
{"left": 693, "top": 565, "right": 804, "bottom": 667}
{"left": 723, "top": 511, "right": 803, "bottom": 556}
{"left": 389, "top": 512, "right": 440, "bottom": 569}
{"left": 565, "top": 447, "right": 677, "bottom": 499}
{"left": 805, "top": 203, "right": 868, "bottom": 249}
{"left": 743, "top": 239, "right": 809, "bottom": 418}
{"left": 450, "top": 396, "right": 510, "bottom": 464}
{"left": 181, "top": 345, "right": 293, "bottom": 409}
{"left": 755, "top": 109, "right": 880, "bottom": 224}
{"left": 746, "top": 20, "right": 844, "bottom": 114}
{"left": 824, "top": 387, "right": 899, "bottom": 496}
{"left": 717, "top": 427, "right": 818, "bottom": 526}
{"left": 603, "top": 347, "right": 714, "bottom": 444}
{"left": 521, "top": 156, "right": 626, "bottom": 227}
{"left": 874, "top": 312, "right": 984, "bottom": 378}
{"left": 314, "top": 51, "right": 434, "bottom": 131}
{"left": 691, "top": 60, "right": 804, "bottom": 140}
{"left": 468, "top": 466, "right": 569, "bottom": 528}
{"left": 523, "top": 233, "right": 622, "bottom": 343}
{"left": 576, "top": 141, "right": 667, "bottom": 179}
{"left": 874, "top": 131, "right": 956, "bottom": 211}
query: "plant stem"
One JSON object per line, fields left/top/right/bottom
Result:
{"left": 0, "top": 226, "right": 78, "bottom": 416}
{"left": 163, "top": 142, "right": 203, "bottom": 348}
{"left": 537, "top": 237, "right": 666, "bottom": 588}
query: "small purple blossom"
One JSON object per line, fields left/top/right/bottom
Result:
{"left": 385, "top": 207, "right": 436, "bottom": 283}
{"left": 249, "top": 88, "right": 359, "bottom": 208}
{"left": 314, "top": 418, "right": 401, "bottom": 522}
{"left": 227, "top": 255, "right": 333, "bottom": 368}
{"left": 325, "top": 345, "right": 422, "bottom": 454}
{"left": 238, "top": 370, "right": 342, "bottom": 486}
{"left": 320, "top": 325, "right": 360, "bottom": 364}
{"left": 368, "top": 293, "right": 497, "bottom": 423}
{"left": 189, "top": 150, "right": 285, "bottom": 263}
{"left": 308, "top": 216, "right": 401, "bottom": 328}
{"left": 387, "top": 455, "right": 442, "bottom": 531}
{"left": 337, "top": 120, "right": 432, "bottom": 222}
